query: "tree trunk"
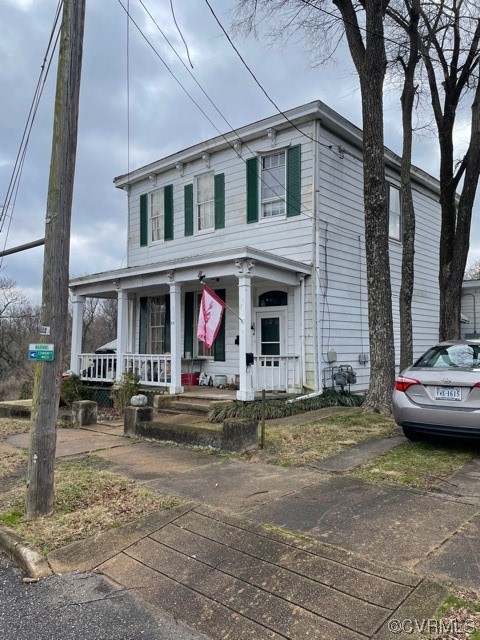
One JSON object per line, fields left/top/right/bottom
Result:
{"left": 398, "top": 0, "right": 419, "bottom": 371}
{"left": 439, "top": 83, "right": 480, "bottom": 340}
{"left": 360, "top": 69, "right": 396, "bottom": 413}
{"left": 333, "top": 0, "right": 395, "bottom": 413}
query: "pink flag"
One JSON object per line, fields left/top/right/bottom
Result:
{"left": 197, "top": 286, "right": 226, "bottom": 349}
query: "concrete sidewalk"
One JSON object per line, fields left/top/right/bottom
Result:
{"left": 5, "top": 424, "right": 480, "bottom": 639}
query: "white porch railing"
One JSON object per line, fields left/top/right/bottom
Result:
{"left": 78, "top": 354, "right": 117, "bottom": 383}
{"left": 121, "top": 354, "right": 171, "bottom": 386}
{"left": 78, "top": 353, "right": 171, "bottom": 386}
{"left": 78, "top": 353, "right": 301, "bottom": 392}
{"left": 253, "top": 355, "right": 301, "bottom": 392}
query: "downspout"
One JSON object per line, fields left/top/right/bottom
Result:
{"left": 300, "top": 273, "right": 306, "bottom": 388}
{"left": 313, "top": 118, "right": 322, "bottom": 393}
{"left": 292, "top": 119, "right": 323, "bottom": 402}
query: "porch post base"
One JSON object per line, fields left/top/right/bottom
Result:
{"left": 236, "top": 389, "right": 255, "bottom": 401}
{"left": 169, "top": 385, "right": 184, "bottom": 395}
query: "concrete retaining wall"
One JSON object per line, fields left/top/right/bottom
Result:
{"left": 124, "top": 407, "right": 258, "bottom": 452}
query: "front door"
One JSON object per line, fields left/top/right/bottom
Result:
{"left": 255, "top": 310, "right": 286, "bottom": 390}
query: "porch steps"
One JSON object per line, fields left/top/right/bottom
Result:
{"left": 161, "top": 401, "right": 210, "bottom": 416}
{"left": 155, "top": 392, "right": 233, "bottom": 418}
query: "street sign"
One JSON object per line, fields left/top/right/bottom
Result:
{"left": 28, "top": 343, "right": 54, "bottom": 362}
{"left": 39, "top": 326, "right": 51, "bottom": 335}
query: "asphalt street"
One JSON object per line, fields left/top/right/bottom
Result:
{"left": 0, "top": 554, "right": 208, "bottom": 640}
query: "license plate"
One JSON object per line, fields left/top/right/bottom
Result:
{"left": 435, "top": 387, "right": 461, "bottom": 401}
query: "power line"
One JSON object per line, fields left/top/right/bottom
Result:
{"left": 203, "top": 0, "right": 343, "bottom": 156}
{"left": 0, "top": 0, "right": 63, "bottom": 264}
{"left": 120, "top": 0, "right": 316, "bottom": 220}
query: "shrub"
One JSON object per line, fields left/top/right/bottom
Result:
{"left": 20, "top": 378, "right": 34, "bottom": 400}
{"left": 60, "top": 374, "right": 87, "bottom": 407}
{"left": 110, "top": 371, "right": 140, "bottom": 413}
{"left": 208, "top": 390, "right": 364, "bottom": 423}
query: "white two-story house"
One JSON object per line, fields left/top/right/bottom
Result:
{"left": 69, "top": 100, "right": 441, "bottom": 400}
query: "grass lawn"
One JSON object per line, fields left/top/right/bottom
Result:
{"left": 239, "top": 409, "right": 398, "bottom": 466}
{"left": 0, "top": 417, "right": 181, "bottom": 555}
{"left": 352, "top": 439, "right": 480, "bottom": 491}
{"left": 1, "top": 410, "right": 478, "bottom": 557}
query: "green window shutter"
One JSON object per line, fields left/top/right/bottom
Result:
{"left": 164, "top": 294, "right": 171, "bottom": 353}
{"left": 140, "top": 194, "right": 148, "bottom": 246}
{"left": 286, "top": 144, "right": 301, "bottom": 217}
{"left": 139, "top": 297, "right": 148, "bottom": 353}
{"left": 184, "top": 291, "right": 194, "bottom": 357}
{"left": 184, "top": 183, "right": 194, "bottom": 236}
{"left": 214, "top": 173, "right": 225, "bottom": 229}
{"left": 164, "top": 185, "right": 174, "bottom": 241}
{"left": 213, "top": 289, "right": 226, "bottom": 362}
{"left": 246, "top": 157, "right": 259, "bottom": 223}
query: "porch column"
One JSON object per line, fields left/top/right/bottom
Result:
{"left": 116, "top": 289, "right": 128, "bottom": 378}
{"left": 169, "top": 277, "right": 184, "bottom": 394}
{"left": 70, "top": 294, "right": 84, "bottom": 374}
{"left": 236, "top": 259, "right": 255, "bottom": 401}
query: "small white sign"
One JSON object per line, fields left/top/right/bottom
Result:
{"left": 39, "top": 326, "right": 51, "bottom": 335}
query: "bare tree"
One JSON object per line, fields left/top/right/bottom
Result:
{"left": 234, "top": 0, "right": 395, "bottom": 412}
{"left": 464, "top": 257, "right": 480, "bottom": 280}
{"left": 387, "top": 0, "right": 421, "bottom": 369}
{"left": 416, "top": 1, "right": 480, "bottom": 339}
{"left": 0, "top": 277, "right": 40, "bottom": 396}
{"left": 82, "top": 297, "right": 100, "bottom": 352}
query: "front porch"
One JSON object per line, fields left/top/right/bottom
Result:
{"left": 70, "top": 247, "right": 311, "bottom": 400}
{"left": 76, "top": 351, "right": 302, "bottom": 394}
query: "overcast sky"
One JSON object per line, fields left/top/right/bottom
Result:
{"left": 1, "top": 0, "right": 479, "bottom": 303}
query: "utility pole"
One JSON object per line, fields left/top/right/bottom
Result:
{"left": 26, "top": 0, "right": 86, "bottom": 517}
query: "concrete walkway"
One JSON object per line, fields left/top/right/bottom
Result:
{"left": 5, "top": 425, "right": 480, "bottom": 639}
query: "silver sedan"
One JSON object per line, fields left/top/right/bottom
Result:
{"left": 393, "top": 340, "right": 480, "bottom": 441}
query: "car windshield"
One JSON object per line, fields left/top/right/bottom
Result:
{"left": 413, "top": 344, "right": 480, "bottom": 369}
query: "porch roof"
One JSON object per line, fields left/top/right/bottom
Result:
{"left": 69, "top": 246, "right": 311, "bottom": 298}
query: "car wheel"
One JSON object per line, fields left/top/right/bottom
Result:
{"left": 402, "top": 426, "right": 422, "bottom": 442}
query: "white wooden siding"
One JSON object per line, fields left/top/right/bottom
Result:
{"left": 127, "top": 126, "right": 315, "bottom": 269}
{"left": 316, "top": 125, "right": 441, "bottom": 389}
{"left": 123, "top": 112, "right": 441, "bottom": 393}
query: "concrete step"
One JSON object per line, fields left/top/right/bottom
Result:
{"left": 158, "top": 401, "right": 210, "bottom": 415}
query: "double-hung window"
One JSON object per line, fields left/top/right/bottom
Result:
{"left": 196, "top": 173, "right": 215, "bottom": 231}
{"left": 184, "top": 173, "right": 225, "bottom": 236}
{"left": 149, "top": 296, "right": 167, "bottom": 354}
{"left": 261, "top": 151, "right": 286, "bottom": 218}
{"left": 150, "top": 190, "right": 164, "bottom": 242}
{"left": 193, "top": 292, "right": 213, "bottom": 358}
{"left": 246, "top": 145, "right": 301, "bottom": 223}
{"left": 139, "top": 185, "right": 173, "bottom": 247}
{"left": 184, "top": 290, "right": 225, "bottom": 361}
{"left": 387, "top": 184, "right": 401, "bottom": 241}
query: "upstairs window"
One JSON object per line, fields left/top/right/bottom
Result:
{"left": 150, "top": 189, "right": 164, "bottom": 242}
{"left": 139, "top": 185, "right": 173, "bottom": 247}
{"left": 246, "top": 145, "right": 301, "bottom": 223}
{"left": 261, "top": 151, "right": 286, "bottom": 218}
{"left": 196, "top": 173, "right": 215, "bottom": 231}
{"left": 184, "top": 173, "right": 225, "bottom": 236}
{"left": 388, "top": 183, "right": 401, "bottom": 241}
